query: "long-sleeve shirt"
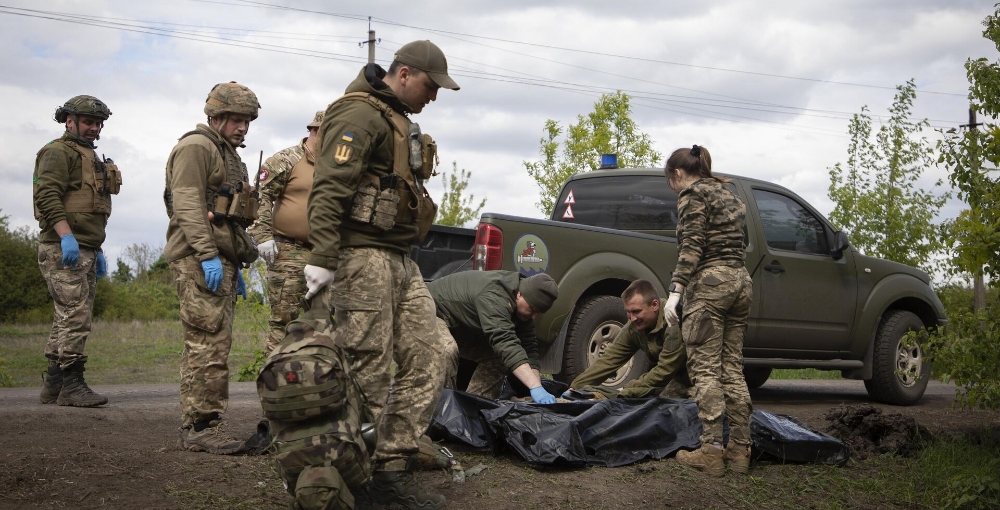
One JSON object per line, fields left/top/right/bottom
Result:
{"left": 671, "top": 178, "right": 746, "bottom": 287}
{"left": 33, "top": 133, "right": 109, "bottom": 249}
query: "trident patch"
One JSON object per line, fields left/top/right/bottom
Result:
{"left": 334, "top": 143, "right": 352, "bottom": 164}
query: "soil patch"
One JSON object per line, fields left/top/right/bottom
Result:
{"left": 824, "top": 404, "right": 933, "bottom": 459}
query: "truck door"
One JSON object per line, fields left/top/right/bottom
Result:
{"left": 747, "top": 188, "right": 857, "bottom": 354}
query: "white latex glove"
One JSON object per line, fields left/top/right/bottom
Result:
{"left": 664, "top": 292, "right": 682, "bottom": 326}
{"left": 257, "top": 239, "right": 278, "bottom": 265}
{"left": 304, "top": 264, "right": 336, "bottom": 299}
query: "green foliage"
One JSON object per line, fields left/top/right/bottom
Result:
{"left": 112, "top": 258, "right": 132, "bottom": 283}
{"left": 237, "top": 349, "right": 267, "bottom": 382}
{"left": 827, "top": 80, "right": 949, "bottom": 277}
{"left": 93, "top": 278, "right": 179, "bottom": 322}
{"left": 0, "top": 357, "right": 15, "bottom": 388}
{"left": 524, "top": 91, "right": 661, "bottom": 215}
{"left": 436, "top": 161, "right": 487, "bottom": 227}
{"left": 234, "top": 283, "right": 269, "bottom": 382}
{"left": 0, "top": 212, "right": 51, "bottom": 323}
{"left": 927, "top": 309, "right": 1000, "bottom": 410}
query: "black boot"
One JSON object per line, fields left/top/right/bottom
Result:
{"left": 370, "top": 470, "right": 446, "bottom": 510}
{"left": 39, "top": 361, "right": 63, "bottom": 404}
{"left": 57, "top": 361, "right": 108, "bottom": 407}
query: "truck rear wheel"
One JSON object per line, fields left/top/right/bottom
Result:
{"left": 742, "top": 367, "right": 772, "bottom": 389}
{"left": 559, "top": 296, "right": 650, "bottom": 388}
{"left": 864, "top": 310, "right": 931, "bottom": 406}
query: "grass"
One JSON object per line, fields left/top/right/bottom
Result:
{"left": 0, "top": 301, "right": 269, "bottom": 387}
{"left": 771, "top": 368, "right": 843, "bottom": 380}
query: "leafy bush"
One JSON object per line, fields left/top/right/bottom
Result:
{"left": 0, "top": 214, "right": 50, "bottom": 323}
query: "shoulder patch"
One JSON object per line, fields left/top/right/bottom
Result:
{"left": 341, "top": 132, "right": 354, "bottom": 143}
{"left": 258, "top": 166, "right": 270, "bottom": 182}
{"left": 334, "top": 144, "right": 353, "bottom": 164}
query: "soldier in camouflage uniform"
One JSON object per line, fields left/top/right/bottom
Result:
{"left": 567, "top": 279, "right": 691, "bottom": 399}
{"left": 428, "top": 271, "right": 560, "bottom": 403}
{"left": 249, "top": 110, "right": 325, "bottom": 354}
{"left": 164, "top": 82, "right": 261, "bottom": 455}
{"left": 304, "top": 40, "right": 460, "bottom": 510}
{"left": 665, "top": 145, "right": 753, "bottom": 477}
{"left": 34, "top": 95, "right": 120, "bottom": 408}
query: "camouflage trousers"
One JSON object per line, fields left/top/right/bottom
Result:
{"left": 38, "top": 243, "right": 98, "bottom": 368}
{"left": 325, "top": 247, "right": 458, "bottom": 469}
{"left": 437, "top": 319, "right": 507, "bottom": 399}
{"left": 264, "top": 241, "right": 309, "bottom": 355}
{"left": 681, "top": 265, "right": 753, "bottom": 446}
{"left": 169, "top": 254, "right": 239, "bottom": 426}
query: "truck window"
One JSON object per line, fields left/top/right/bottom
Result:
{"left": 751, "top": 189, "right": 829, "bottom": 255}
{"left": 554, "top": 176, "right": 677, "bottom": 230}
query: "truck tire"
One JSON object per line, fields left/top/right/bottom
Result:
{"left": 742, "top": 367, "right": 772, "bottom": 390}
{"left": 864, "top": 310, "right": 931, "bottom": 406}
{"left": 559, "top": 296, "right": 650, "bottom": 387}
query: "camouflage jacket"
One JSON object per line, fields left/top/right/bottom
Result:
{"left": 671, "top": 178, "right": 746, "bottom": 287}
{"left": 32, "top": 132, "right": 109, "bottom": 249}
{"left": 427, "top": 270, "right": 540, "bottom": 372}
{"left": 307, "top": 64, "right": 422, "bottom": 271}
{"left": 247, "top": 138, "right": 312, "bottom": 243}
{"left": 570, "top": 300, "right": 683, "bottom": 389}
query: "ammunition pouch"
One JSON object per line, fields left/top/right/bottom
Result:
{"left": 44, "top": 140, "right": 120, "bottom": 218}
{"left": 348, "top": 176, "right": 400, "bottom": 232}
{"left": 232, "top": 227, "right": 259, "bottom": 267}
{"left": 209, "top": 180, "right": 258, "bottom": 224}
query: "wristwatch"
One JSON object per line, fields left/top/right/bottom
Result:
{"left": 668, "top": 283, "right": 681, "bottom": 294}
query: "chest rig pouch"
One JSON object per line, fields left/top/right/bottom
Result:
{"left": 49, "top": 140, "right": 121, "bottom": 217}
{"left": 334, "top": 92, "right": 439, "bottom": 242}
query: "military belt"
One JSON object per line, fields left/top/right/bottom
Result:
{"left": 273, "top": 234, "right": 313, "bottom": 250}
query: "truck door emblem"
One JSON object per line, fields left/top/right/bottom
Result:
{"left": 513, "top": 234, "right": 549, "bottom": 276}
{"left": 562, "top": 204, "right": 574, "bottom": 219}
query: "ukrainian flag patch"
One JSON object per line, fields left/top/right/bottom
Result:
{"left": 341, "top": 132, "right": 354, "bottom": 142}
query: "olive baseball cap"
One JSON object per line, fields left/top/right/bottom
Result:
{"left": 519, "top": 273, "right": 559, "bottom": 313}
{"left": 307, "top": 110, "right": 324, "bottom": 129}
{"left": 394, "top": 40, "right": 460, "bottom": 91}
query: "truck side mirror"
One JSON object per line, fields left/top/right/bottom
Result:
{"left": 831, "top": 231, "right": 850, "bottom": 260}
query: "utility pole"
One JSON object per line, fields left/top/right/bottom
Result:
{"left": 359, "top": 17, "right": 379, "bottom": 64}
{"left": 969, "top": 107, "right": 987, "bottom": 312}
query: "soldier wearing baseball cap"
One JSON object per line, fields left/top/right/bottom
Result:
{"left": 248, "top": 109, "right": 326, "bottom": 355}
{"left": 393, "top": 40, "right": 460, "bottom": 91}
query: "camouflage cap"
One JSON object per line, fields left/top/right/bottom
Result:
{"left": 54, "top": 95, "right": 112, "bottom": 123}
{"left": 204, "top": 81, "right": 260, "bottom": 120}
{"left": 519, "top": 273, "right": 559, "bottom": 313}
{"left": 394, "top": 40, "right": 460, "bottom": 91}
{"left": 307, "top": 110, "right": 324, "bottom": 129}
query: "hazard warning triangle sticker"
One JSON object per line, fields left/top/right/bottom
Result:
{"left": 562, "top": 204, "right": 575, "bottom": 219}
{"left": 564, "top": 190, "right": 576, "bottom": 204}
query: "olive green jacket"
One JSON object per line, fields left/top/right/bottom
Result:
{"left": 164, "top": 124, "right": 245, "bottom": 264}
{"left": 307, "top": 64, "right": 423, "bottom": 270}
{"left": 33, "top": 133, "right": 108, "bottom": 249}
{"left": 427, "top": 270, "right": 540, "bottom": 372}
{"left": 570, "top": 300, "right": 686, "bottom": 389}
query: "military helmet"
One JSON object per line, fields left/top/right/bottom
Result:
{"left": 54, "top": 95, "right": 112, "bottom": 123}
{"left": 204, "top": 81, "right": 260, "bottom": 120}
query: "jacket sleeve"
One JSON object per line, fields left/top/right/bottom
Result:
{"left": 514, "top": 318, "right": 541, "bottom": 371}
{"left": 307, "top": 105, "right": 375, "bottom": 270}
{"left": 569, "top": 326, "right": 639, "bottom": 388}
{"left": 247, "top": 151, "right": 293, "bottom": 242}
{"left": 168, "top": 141, "right": 218, "bottom": 261}
{"left": 622, "top": 327, "right": 685, "bottom": 390}
{"left": 476, "top": 287, "right": 532, "bottom": 372}
{"left": 672, "top": 188, "right": 708, "bottom": 287}
{"left": 33, "top": 145, "right": 75, "bottom": 228}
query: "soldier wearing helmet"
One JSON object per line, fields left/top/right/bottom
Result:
{"left": 248, "top": 110, "right": 325, "bottom": 355}
{"left": 34, "top": 94, "right": 120, "bottom": 408}
{"left": 164, "top": 81, "right": 261, "bottom": 455}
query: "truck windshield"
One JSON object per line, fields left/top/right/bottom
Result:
{"left": 553, "top": 175, "right": 678, "bottom": 231}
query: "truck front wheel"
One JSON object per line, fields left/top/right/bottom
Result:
{"left": 559, "top": 295, "right": 650, "bottom": 387}
{"left": 864, "top": 310, "right": 931, "bottom": 406}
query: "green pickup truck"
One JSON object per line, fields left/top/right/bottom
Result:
{"left": 470, "top": 168, "right": 947, "bottom": 405}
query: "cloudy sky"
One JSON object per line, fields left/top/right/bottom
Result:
{"left": 1, "top": 0, "right": 996, "bottom": 270}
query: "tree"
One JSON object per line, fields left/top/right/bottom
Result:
{"left": 524, "top": 91, "right": 661, "bottom": 215}
{"left": 112, "top": 258, "right": 133, "bottom": 284}
{"left": 122, "top": 242, "right": 162, "bottom": 282}
{"left": 827, "top": 79, "right": 949, "bottom": 277}
{"left": 0, "top": 212, "right": 49, "bottom": 322}
{"left": 436, "top": 161, "right": 487, "bottom": 227}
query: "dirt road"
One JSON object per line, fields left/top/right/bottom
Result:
{"left": 1, "top": 380, "right": 996, "bottom": 509}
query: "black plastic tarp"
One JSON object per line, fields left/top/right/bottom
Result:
{"left": 428, "top": 389, "right": 848, "bottom": 467}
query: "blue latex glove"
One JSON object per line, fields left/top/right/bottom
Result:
{"left": 95, "top": 252, "right": 107, "bottom": 280}
{"left": 201, "top": 256, "right": 223, "bottom": 292}
{"left": 237, "top": 270, "right": 247, "bottom": 299}
{"left": 529, "top": 386, "right": 557, "bottom": 404}
{"left": 60, "top": 234, "right": 80, "bottom": 266}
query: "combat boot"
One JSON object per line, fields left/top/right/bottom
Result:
{"left": 370, "top": 470, "right": 446, "bottom": 510}
{"left": 39, "top": 362, "right": 63, "bottom": 404}
{"left": 178, "top": 420, "right": 246, "bottom": 455}
{"left": 676, "top": 444, "right": 725, "bottom": 477}
{"left": 724, "top": 444, "right": 751, "bottom": 474}
{"left": 57, "top": 362, "right": 108, "bottom": 407}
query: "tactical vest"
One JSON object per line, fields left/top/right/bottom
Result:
{"left": 257, "top": 309, "right": 373, "bottom": 499}
{"left": 34, "top": 139, "right": 120, "bottom": 219}
{"left": 164, "top": 128, "right": 258, "bottom": 225}
{"left": 333, "top": 92, "right": 439, "bottom": 242}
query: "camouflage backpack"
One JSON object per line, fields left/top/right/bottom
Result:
{"left": 256, "top": 306, "right": 373, "bottom": 510}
